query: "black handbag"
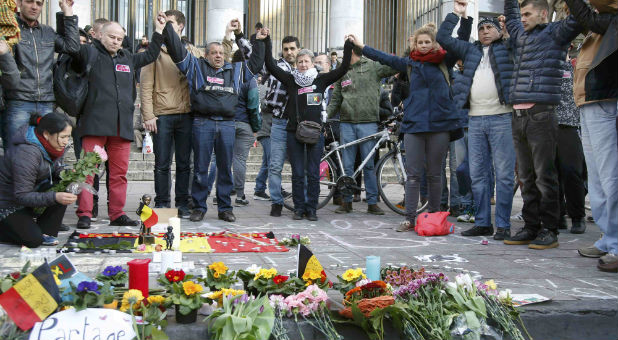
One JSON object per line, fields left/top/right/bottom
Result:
{"left": 294, "top": 99, "right": 322, "bottom": 145}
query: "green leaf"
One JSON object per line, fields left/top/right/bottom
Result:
{"left": 1, "top": 279, "right": 13, "bottom": 293}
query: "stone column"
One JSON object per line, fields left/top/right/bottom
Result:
{"left": 206, "top": 0, "right": 244, "bottom": 43}
{"left": 50, "top": 0, "right": 92, "bottom": 30}
{"left": 328, "top": 0, "right": 363, "bottom": 51}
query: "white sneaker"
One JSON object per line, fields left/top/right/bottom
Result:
{"left": 510, "top": 212, "right": 523, "bottom": 222}
{"left": 457, "top": 213, "right": 471, "bottom": 223}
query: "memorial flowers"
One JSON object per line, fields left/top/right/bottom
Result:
{"left": 120, "top": 289, "right": 145, "bottom": 312}
{"left": 52, "top": 145, "right": 107, "bottom": 193}
{"left": 201, "top": 262, "right": 236, "bottom": 290}
{"left": 157, "top": 269, "right": 194, "bottom": 292}
{"left": 206, "top": 288, "right": 246, "bottom": 307}
{"left": 96, "top": 265, "right": 128, "bottom": 287}
{"left": 206, "top": 294, "right": 274, "bottom": 340}
{"left": 334, "top": 267, "right": 366, "bottom": 295}
{"left": 64, "top": 281, "right": 115, "bottom": 311}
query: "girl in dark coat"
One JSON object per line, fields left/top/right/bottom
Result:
{"left": 0, "top": 113, "right": 76, "bottom": 247}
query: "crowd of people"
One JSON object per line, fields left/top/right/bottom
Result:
{"left": 0, "top": 0, "right": 616, "bottom": 272}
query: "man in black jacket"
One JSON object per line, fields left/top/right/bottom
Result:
{"left": 162, "top": 19, "right": 266, "bottom": 223}
{"left": 70, "top": 14, "right": 166, "bottom": 229}
{"left": 1, "top": 0, "right": 79, "bottom": 151}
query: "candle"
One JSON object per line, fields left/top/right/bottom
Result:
{"left": 365, "top": 256, "right": 381, "bottom": 281}
{"left": 128, "top": 259, "right": 151, "bottom": 298}
{"left": 169, "top": 217, "right": 181, "bottom": 250}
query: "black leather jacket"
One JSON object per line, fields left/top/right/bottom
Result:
{"left": 6, "top": 14, "right": 79, "bottom": 102}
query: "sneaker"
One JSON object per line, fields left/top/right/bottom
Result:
{"left": 282, "top": 190, "right": 292, "bottom": 199}
{"left": 293, "top": 211, "right": 304, "bottom": 220}
{"left": 597, "top": 254, "right": 618, "bottom": 273}
{"left": 468, "top": 215, "right": 475, "bottom": 223}
{"left": 457, "top": 213, "right": 473, "bottom": 223}
{"left": 510, "top": 212, "right": 524, "bottom": 222}
{"left": 306, "top": 211, "right": 318, "bottom": 221}
{"left": 254, "top": 191, "right": 271, "bottom": 201}
{"left": 41, "top": 234, "right": 59, "bottom": 246}
{"left": 335, "top": 202, "right": 352, "bottom": 214}
{"left": 235, "top": 195, "right": 249, "bottom": 207}
{"left": 504, "top": 228, "right": 537, "bottom": 245}
{"left": 528, "top": 228, "right": 559, "bottom": 250}
{"left": 270, "top": 204, "right": 283, "bottom": 217}
{"left": 109, "top": 215, "right": 140, "bottom": 227}
{"left": 396, "top": 220, "right": 414, "bottom": 232}
{"left": 558, "top": 215, "right": 568, "bottom": 230}
{"left": 493, "top": 228, "right": 509, "bottom": 241}
{"left": 578, "top": 245, "right": 607, "bottom": 258}
{"left": 91, "top": 204, "right": 99, "bottom": 222}
{"left": 190, "top": 210, "right": 206, "bottom": 222}
{"left": 218, "top": 211, "right": 236, "bottom": 222}
{"left": 461, "top": 226, "right": 493, "bottom": 237}
{"left": 177, "top": 206, "right": 191, "bottom": 219}
{"left": 367, "top": 204, "right": 385, "bottom": 215}
{"left": 570, "top": 219, "right": 586, "bottom": 234}
{"left": 77, "top": 216, "right": 91, "bottom": 229}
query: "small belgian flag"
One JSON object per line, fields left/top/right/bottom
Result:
{"left": 140, "top": 205, "right": 159, "bottom": 229}
{"left": 0, "top": 262, "right": 62, "bottom": 330}
{"left": 297, "top": 244, "right": 324, "bottom": 279}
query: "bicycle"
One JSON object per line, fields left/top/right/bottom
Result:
{"left": 282, "top": 113, "right": 429, "bottom": 215}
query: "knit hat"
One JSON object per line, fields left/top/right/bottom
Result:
{"left": 478, "top": 16, "right": 501, "bottom": 32}
{"left": 589, "top": 0, "right": 618, "bottom": 13}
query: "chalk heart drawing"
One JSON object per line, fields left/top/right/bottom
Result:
{"left": 414, "top": 254, "right": 469, "bottom": 263}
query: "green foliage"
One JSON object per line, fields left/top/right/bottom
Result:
{"left": 164, "top": 282, "right": 205, "bottom": 315}
{"left": 51, "top": 150, "right": 104, "bottom": 192}
{"left": 206, "top": 295, "right": 274, "bottom": 340}
{"left": 62, "top": 282, "right": 115, "bottom": 311}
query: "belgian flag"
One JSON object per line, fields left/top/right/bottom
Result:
{"left": 297, "top": 244, "right": 325, "bottom": 279}
{"left": 140, "top": 205, "right": 158, "bottom": 229}
{"left": 0, "top": 262, "right": 62, "bottom": 330}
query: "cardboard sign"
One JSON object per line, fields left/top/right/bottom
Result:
{"left": 49, "top": 255, "right": 77, "bottom": 280}
{"left": 115, "top": 64, "right": 130, "bottom": 73}
{"left": 29, "top": 308, "right": 136, "bottom": 340}
{"left": 207, "top": 76, "right": 224, "bottom": 85}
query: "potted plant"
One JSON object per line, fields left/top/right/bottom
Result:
{"left": 63, "top": 281, "right": 115, "bottom": 311}
{"left": 333, "top": 267, "right": 368, "bottom": 295}
{"left": 157, "top": 269, "right": 194, "bottom": 292}
{"left": 96, "top": 265, "right": 128, "bottom": 288}
{"left": 166, "top": 281, "right": 204, "bottom": 324}
{"left": 200, "top": 262, "right": 236, "bottom": 290}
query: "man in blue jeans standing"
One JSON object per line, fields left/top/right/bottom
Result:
{"left": 265, "top": 36, "right": 299, "bottom": 217}
{"left": 2, "top": 0, "right": 79, "bottom": 149}
{"left": 163, "top": 19, "right": 266, "bottom": 223}
{"left": 437, "top": 2, "right": 516, "bottom": 241}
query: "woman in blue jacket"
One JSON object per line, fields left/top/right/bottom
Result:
{"left": 348, "top": 24, "right": 461, "bottom": 231}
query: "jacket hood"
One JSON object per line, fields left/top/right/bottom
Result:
{"left": 24, "top": 126, "right": 54, "bottom": 164}
{"left": 590, "top": 0, "right": 618, "bottom": 13}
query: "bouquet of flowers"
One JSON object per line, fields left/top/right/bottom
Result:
{"left": 278, "top": 234, "right": 310, "bottom": 247}
{"left": 383, "top": 266, "right": 427, "bottom": 287}
{"left": 301, "top": 268, "right": 332, "bottom": 291}
{"left": 96, "top": 265, "right": 128, "bottom": 287}
{"left": 333, "top": 267, "right": 367, "bottom": 295}
{"left": 205, "top": 288, "right": 246, "bottom": 307}
{"left": 64, "top": 281, "right": 115, "bottom": 311}
{"left": 157, "top": 269, "right": 194, "bottom": 292}
{"left": 201, "top": 262, "right": 236, "bottom": 290}
{"left": 344, "top": 280, "right": 391, "bottom": 304}
{"left": 206, "top": 294, "right": 274, "bottom": 340}
{"left": 52, "top": 145, "right": 107, "bottom": 193}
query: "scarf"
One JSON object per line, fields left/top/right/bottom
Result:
{"left": 409, "top": 48, "right": 447, "bottom": 64}
{"left": 292, "top": 68, "right": 318, "bottom": 87}
{"left": 35, "top": 131, "right": 64, "bottom": 161}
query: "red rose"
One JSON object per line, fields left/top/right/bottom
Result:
{"left": 10, "top": 272, "right": 20, "bottom": 280}
{"left": 273, "top": 275, "right": 289, "bottom": 285}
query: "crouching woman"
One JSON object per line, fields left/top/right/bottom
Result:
{"left": 0, "top": 113, "right": 77, "bottom": 247}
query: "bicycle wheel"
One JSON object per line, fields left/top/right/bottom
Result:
{"left": 377, "top": 149, "right": 428, "bottom": 215}
{"left": 283, "top": 156, "right": 338, "bottom": 211}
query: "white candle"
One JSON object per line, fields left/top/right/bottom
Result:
{"left": 169, "top": 217, "right": 181, "bottom": 250}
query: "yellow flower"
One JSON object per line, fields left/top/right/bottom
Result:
{"left": 342, "top": 268, "right": 365, "bottom": 282}
{"left": 302, "top": 269, "right": 322, "bottom": 282}
{"left": 147, "top": 295, "right": 166, "bottom": 305}
{"left": 206, "top": 288, "right": 245, "bottom": 306}
{"left": 213, "top": 272, "right": 220, "bottom": 279}
{"left": 182, "top": 281, "right": 204, "bottom": 296}
{"left": 485, "top": 280, "right": 497, "bottom": 290}
{"left": 254, "top": 268, "right": 278, "bottom": 280}
{"left": 120, "top": 289, "right": 144, "bottom": 312}
{"left": 208, "top": 262, "right": 228, "bottom": 276}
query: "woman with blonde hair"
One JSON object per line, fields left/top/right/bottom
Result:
{"left": 348, "top": 23, "right": 462, "bottom": 231}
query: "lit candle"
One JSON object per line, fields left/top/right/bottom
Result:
{"left": 127, "top": 258, "right": 151, "bottom": 298}
{"left": 169, "top": 217, "right": 181, "bottom": 250}
{"left": 365, "top": 256, "right": 381, "bottom": 281}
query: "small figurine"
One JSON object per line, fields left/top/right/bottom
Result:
{"left": 137, "top": 194, "right": 156, "bottom": 245}
{"left": 163, "top": 226, "right": 175, "bottom": 250}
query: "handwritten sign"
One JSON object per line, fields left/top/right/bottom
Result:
{"left": 29, "top": 308, "right": 136, "bottom": 340}
{"left": 49, "top": 255, "right": 77, "bottom": 280}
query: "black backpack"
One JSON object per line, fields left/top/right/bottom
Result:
{"left": 53, "top": 48, "right": 98, "bottom": 117}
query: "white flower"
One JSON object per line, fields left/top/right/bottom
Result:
{"left": 355, "top": 278, "right": 370, "bottom": 287}
{"left": 498, "top": 289, "right": 512, "bottom": 301}
{"left": 245, "top": 264, "right": 262, "bottom": 274}
{"left": 455, "top": 273, "right": 474, "bottom": 291}
{"left": 446, "top": 282, "right": 458, "bottom": 290}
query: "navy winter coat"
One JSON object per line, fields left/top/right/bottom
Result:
{"left": 362, "top": 46, "right": 460, "bottom": 135}
{"left": 505, "top": 0, "right": 581, "bottom": 105}
{"left": 437, "top": 13, "right": 514, "bottom": 111}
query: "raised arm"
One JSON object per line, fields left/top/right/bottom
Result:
{"left": 263, "top": 35, "right": 294, "bottom": 86}
{"left": 54, "top": 0, "right": 79, "bottom": 55}
{"left": 318, "top": 39, "right": 353, "bottom": 86}
{"left": 350, "top": 34, "right": 408, "bottom": 73}
{"left": 550, "top": 15, "right": 583, "bottom": 46}
{"left": 245, "top": 30, "right": 267, "bottom": 76}
{"left": 162, "top": 21, "right": 204, "bottom": 91}
{"left": 564, "top": 0, "right": 613, "bottom": 34}
{"left": 437, "top": 13, "right": 474, "bottom": 62}
{"left": 504, "top": 0, "right": 524, "bottom": 40}
{"left": 133, "top": 12, "right": 166, "bottom": 69}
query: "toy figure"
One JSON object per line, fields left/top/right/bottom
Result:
{"left": 137, "top": 194, "right": 155, "bottom": 244}
{"left": 163, "top": 226, "right": 175, "bottom": 250}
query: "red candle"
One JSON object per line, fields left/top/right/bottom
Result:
{"left": 127, "top": 259, "right": 151, "bottom": 298}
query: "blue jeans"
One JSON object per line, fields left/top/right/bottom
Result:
{"left": 268, "top": 118, "right": 288, "bottom": 205}
{"left": 153, "top": 114, "right": 192, "bottom": 208}
{"left": 340, "top": 122, "right": 379, "bottom": 204}
{"left": 254, "top": 137, "right": 271, "bottom": 194}
{"left": 441, "top": 131, "right": 473, "bottom": 210}
{"left": 232, "top": 121, "right": 255, "bottom": 196}
{"left": 580, "top": 101, "right": 618, "bottom": 255}
{"left": 469, "top": 113, "right": 516, "bottom": 228}
{"left": 191, "top": 117, "right": 235, "bottom": 213}
{"left": 2, "top": 100, "right": 54, "bottom": 151}
{"left": 287, "top": 133, "right": 324, "bottom": 214}
{"left": 206, "top": 151, "right": 217, "bottom": 197}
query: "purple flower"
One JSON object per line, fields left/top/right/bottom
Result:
{"left": 77, "top": 281, "right": 100, "bottom": 295}
{"left": 102, "top": 265, "right": 125, "bottom": 277}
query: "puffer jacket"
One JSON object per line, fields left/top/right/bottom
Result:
{"left": 0, "top": 53, "right": 20, "bottom": 110}
{"left": 0, "top": 126, "right": 61, "bottom": 210}
{"left": 437, "top": 13, "right": 514, "bottom": 110}
{"left": 7, "top": 14, "right": 79, "bottom": 102}
{"left": 505, "top": 0, "right": 582, "bottom": 105}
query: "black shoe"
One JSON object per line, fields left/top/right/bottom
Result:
{"left": 77, "top": 216, "right": 91, "bottom": 229}
{"left": 493, "top": 228, "right": 509, "bottom": 241}
{"left": 218, "top": 210, "right": 236, "bottom": 222}
{"left": 293, "top": 211, "right": 304, "bottom": 220}
{"left": 504, "top": 228, "right": 537, "bottom": 245}
{"left": 306, "top": 211, "right": 318, "bottom": 221}
{"left": 529, "top": 228, "right": 559, "bottom": 249}
{"left": 270, "top": 204, "right": 283, "bottom": 217}
{"left": 570, "top": 219, "right": 586, "bottom": 234}
{"left": 177, "top": 206, "right": 191, "bottom": 219}
{"left": 91, "top": 204, "right": 99, "bottom": 222}
{"left": 235, "top": 195, "right": 249, "bottom": 206}
{"left": 187, "top": 200, "right": 195, "bottom": 209}
{"left": 254, "top": 191, "right": 271, "bottom": 201}
{"left": 558, "top": 215, "right": 568, "bottom": 230}
{"left": 59, "top": 224, "right": 71, "bottom": 231}
{"left": 190, "top": 210, "right": 206, "bottom": 222}
{"left": 109, "top": 215, "right": 140, "bottom": 227}
{"left": 461, "top": 226, "right": 493, "bottom": 237}
{"left": 282, "top": 190, "right": 292, "bottom": 199}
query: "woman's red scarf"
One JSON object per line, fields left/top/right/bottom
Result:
{"left": 35, "top": 131, "right": 64, "bottom": 161}
{"left": 409, "top": 48, "right": 447, "bottom": 64}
